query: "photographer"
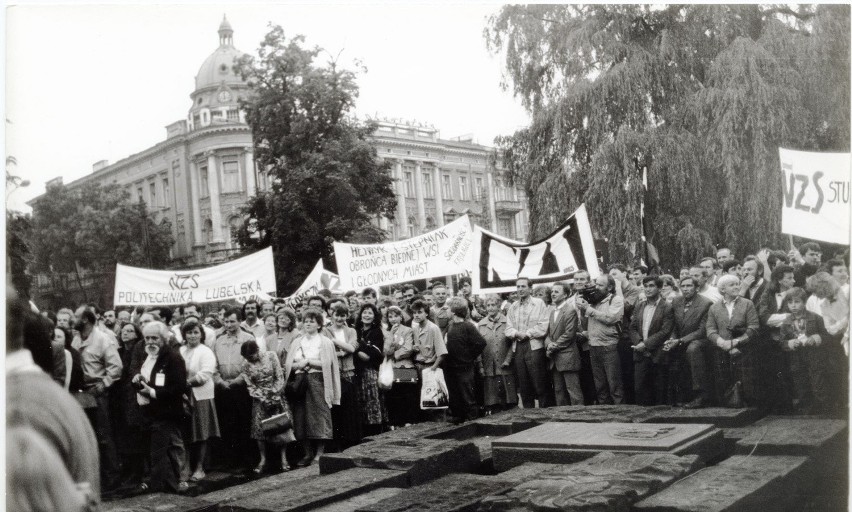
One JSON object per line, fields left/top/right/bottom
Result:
{"left": 575, "top": 275, "right": 625, "bottom": 404}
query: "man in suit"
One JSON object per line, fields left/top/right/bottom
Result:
{"left": 545, "top": 282, "right": 582, "bottom": 406}
{"left": 629, "top": 276, "right": 674, "bottom": 405}
{"left": 663, "top": 276, "right": 714, "bottom": 408}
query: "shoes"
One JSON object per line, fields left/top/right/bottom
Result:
{"left": 683, "top": 397, "right": 707, "bottom": 409}
{"left": 252, "top": 463, "right": 265, "bottom": 474}
{"left": 135, "top": 482, "right": 149, "bottom": 494}
{"left": 295, "top": 458, "right": 313, "bottom": 468}
{"left": 176, "top": 481, "right": 189, "bottom": 493}
{"left": 189, "top": 469, "right": 206, "bottom": 482}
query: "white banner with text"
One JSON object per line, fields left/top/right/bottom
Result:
{"left": 114, "top": 247, "right": 277, "bottom": 306}
{"left": 780, "top": 148, "right": 850, "bottom": 245}
{"left": 334, "top": 216, "right": 473, "bottom": 290}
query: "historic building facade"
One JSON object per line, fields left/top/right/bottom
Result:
{"left": 36, "top": 18, "right": 528, "bottom": 267}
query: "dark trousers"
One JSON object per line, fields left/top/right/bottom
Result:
{"left": 579, "top": 348, "right": 597, "bottom": 405}
{"left": 589, "top": 345, "right": 623, "bottom": 404}
{"left": 88, "top": 391, "right": 120, "bottom": 486}
{"left": 214, "top": 384, "right": 252, "bottom": 466}
{"left": 617, "top": 338, "right": 635, "bottom": 404}
{"left": 148, "top": 419, "right": 185, "bottom": 492}
{"left": 685, "top": 339, "right": 713, "bottom": 401}
{"left": 445, "top": 365, "right": 477, "bottom": 422}
{"left": 788, "top": 346, "right": 830, "bottom": 413}
{"left": 514, "top": 341, "right": 553, "bottom": 408}
{"left": 633, "top": 356, "right": 665, "bottom": 406}
{"left": 552, "top": 369, "right": 583, "bottom": 406}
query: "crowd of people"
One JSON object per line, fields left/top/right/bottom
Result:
{"left": 6, "top": 240, "right": 849, "bottom": 506}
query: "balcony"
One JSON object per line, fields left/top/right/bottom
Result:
{"left": 495, "top": 199, "right": 523, "bottom": 213}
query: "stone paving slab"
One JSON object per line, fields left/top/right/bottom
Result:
{"left": 734, "top": 416, "right": 847, "bottom": 456}
{"left": 202, "top": 465, "right": 320, "bottom": 505}
{"left": 102, "top": 493, "right": 216, "bottom": 512}
{"left": 216, "top": 467, "right": 407, "bottom": 512}
{"left": 479, "top": 451, "right": 702, "bottom": 511}
{"left": 311, "top": 488, "right": 404, "bottom": 512}
{"left": 319, "top": 438, "right": 482, "bottom": 485}
{"left": 634, "top": 455, "right": 810, "bottom": 512}
{"left": 472, "top": 405, "right": 669, "bottom": 436}
{"left": 641, "top": 407, "right": 763, "bottom": 428}
{"left": 356, "top": 474, "right": 516, "bottom": 512}
{"left": 492, "top": 422, "right": 721, "bottom": 471}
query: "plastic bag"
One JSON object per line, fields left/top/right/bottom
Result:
{"left": 420, "top": 367, "right": 449, "bottom": 409}
{"left": 378, "top": 357, "right": 394, "bottom": 390}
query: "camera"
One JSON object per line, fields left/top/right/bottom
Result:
{"left": 578, "top": 283, "right": 606, "bottom": 305}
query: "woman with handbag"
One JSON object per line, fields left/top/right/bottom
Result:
{"left": 322, "top": 303, "right": 362, "bottom": 449}
{"left": 179, "top": 319, "right": 220, "bottom": 482}
{"left": 284, "top": 310, "right": 340, "bottom": 467}
{"left": 383, "top": 306, "right": 418, "bottom": 428}
{"left": 240, "top": 340, "right": 293, "bottom": 473}
{"left": 355, "top": 304, "right": 387, "bottom": 436}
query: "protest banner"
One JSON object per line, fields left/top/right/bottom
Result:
{"left": 114, "top": 247, "right": 277, "bottom": 306}
{"left": 280, "top": 259, "right": 342, "bottom": 305}
{"left": 471, "top": 204, "right": 600, "bottom": 294}
{"left": 334, "top": 216, "right": 473, "bottom": 290}
{"left": 779, "top": 148, "right": 850, "bottom": 245}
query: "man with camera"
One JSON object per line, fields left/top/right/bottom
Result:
{"left": 575, "top": 275, "right": 625, "bottom": 404}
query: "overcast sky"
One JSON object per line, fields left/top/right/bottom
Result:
{"left": 5, "top": 2, "right": 531, "bottom": 212}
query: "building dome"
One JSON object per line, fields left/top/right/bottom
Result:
{"left": 194, "top": 16, "right": 246, "bottom": 92}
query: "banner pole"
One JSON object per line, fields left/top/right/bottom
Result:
{"left": 788, "top": 234, "right": 795, "bottom": 251}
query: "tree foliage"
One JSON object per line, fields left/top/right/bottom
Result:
{"left": 487, "top": 4, "right": 850, "bottom": 268}
{"left": 7, "top": 211, "right": 32, "bottom": 299}
{"left": 28, "top": 183, "right": 174, "bottom": 275}
{"left": 234, "top": 25, "right": 396, "bottom": 293}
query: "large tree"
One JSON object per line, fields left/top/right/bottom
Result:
{"left": 234, "top": 25, "right": 396, "bottom": 293}
{"left": 486, "top": 5, "right": 850, "bottom": 268}
{"left": 27, "top": 182, "right": 173, "bottom": 305}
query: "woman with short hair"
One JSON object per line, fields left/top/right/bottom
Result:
{"left": 256, "top": 314, "right": 279, "bottom": 353}
{"left": 274, "top": 308, "right": 300, "bottom": 365}
{"left": 179, "top": 319, "right": 220, "bottom": 482}
{"left": 284, "top": 310, "right": 340, "bottom": 466}
{"left": 660, "top": 274, "right": 681, "bottom": 304}
{"left": 383, "top": 306, "right": 417, "bottom": 427}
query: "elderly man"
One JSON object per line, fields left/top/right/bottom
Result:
{"left": 663, "top": 276, "right": 714, "bottom": 408}
{"left": 690, "top": 266, "right": 723, "bottom": 304}
{"left": 134, "top": 321, "right": 188, "bottom": 493}
{"left": 576, "top": 275, "right": 625, "bottom": 404}
{"left": 505, "top": 277, "right": 553, "bottom": 408}
{"left": 213, "top": 308, "right": 254, "bottom": 468}
{"left": 72, "top": 305, "right": 123, "bottom": 491}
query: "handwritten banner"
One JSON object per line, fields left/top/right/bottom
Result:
{"left": 333, "top": 216, "right": 473, "bottom": 290}
{"left": 114, "top": 247, "right": 277, "bottom": 306}
{"left": 780, "top": 148, "right": 850, "bottom": 245}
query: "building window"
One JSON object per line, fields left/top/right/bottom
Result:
{"left": 459, "top": 176, "right": 469, "bottom": 201}
{"left": 498, "top": 217, "right": 515, "bottom": 239}
{"left": 227, "top": 109, "right": 239, "bottom": 121}
{"left": 442, "top": 174, "right": 452, "bottom": 199}
{"left": 203, "top": 218, "right": 213, "bottom": 244}
{"left": 425, "top": 216, "right": 435, "bottom": 230}
{"left": 475, "top": 177, "right": 484, "bottom": 200}
{"left": 162, "top": 177, "right": 170, "bottom": 207}
{"left": 200, "top": 166, "right": 209, "bottom": 198}
{"left": 422, "top": 171, "right": 434, "bottom": 198}
{"left": 407, "top": 216, "right": 415, "bottom": 238}
{"left": 222, "top": 159, "right": 240, "bottom": 192}
{"left": 136, "top": 186, "right": 144, "bottom": 203}
{"left": 149, "top": 181, "right": 157, "bottom": 207}
{"left": 228, "top": 216, "right": 242, "bottom": 249}
{"left": 404, "top": 171, "right": 415, "bottom": 198}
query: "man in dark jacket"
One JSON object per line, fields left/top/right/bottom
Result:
{"left": 628, "top": 276, "right": 674, "bottom": 405}
{"left": 663, "top": 276, "right": 714, "bottom": 407}
{"left": 444, "top": 298, "right": 487, "bottom": 423}
{"left": 134, "top": 321, "right": 188, "bottom": 493}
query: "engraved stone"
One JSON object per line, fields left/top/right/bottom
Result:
{"left": 357, "top": 474, "right": 515, "bottom": 512}
{"left": 634, "top": 455, "right": 809, "bottom": 512}
{"left": 734, "top": 417, "right": 847, "bottom": 456}
{"left": 480, "top": 451, "right": 701, "bottom": 511}
{"left": 492, "top": 421, "right": 722, "bottom": 471}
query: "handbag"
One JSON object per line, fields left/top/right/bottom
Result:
{"left": 392, "top": 367, "right": 419, "bottom": 384}
{"left": 182, "top": 393, "right": 195, "bottom": 419}
{"left": 261, "top": 411, "right": 293, "bottom": 435}
{"left": 284, "top": 348, "right": 309, "bottom": 400}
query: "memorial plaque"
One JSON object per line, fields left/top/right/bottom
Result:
{"left": 103, "top": 493, "right": 216, "bottom": 512}
{"left": 480, "top": 452, "right": 701, "bottom": 511}
{"left": 634, "top": 455, "right": 809, "bottom": 512}
{"left": 641, "top": 407, "right": 763, "bottom": 428}
{"left": 492, "top": 421, "right": 721, "bottom": 471}
{"left": 734, "top": 417, "right": 847, "bottom": 456}
{"left": 216, "top": 467, "right": 407, "bottom": 512}
{"left": 473, "top": 405, "right": 668, "bottom": 437}
{"left": 357, "top": 474, "right": 515, "bottom": 512}
{"left": 319, "top": 438, "right": 482, "bottom": 485}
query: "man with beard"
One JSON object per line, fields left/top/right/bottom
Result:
{"left": 690, "top": 266, "right": 723, "bottom": 304}
{"left": 103, "top": 309, "right": 118, "bottom": 335}
{"left": 240, "top": 300, "right": 266, "bottom": 339}
{"left": 663, "top": 276, "right": 713, "bottom": 407}
{"left": 575, "top": 275, "right": 624, "bottom": 404}
{"left": 72, "top": 305, "right": 123, "bottom": 490}
{"left": 739, "top": 258, "right": 768, "bottom": 305}
{"left": 567, "top": 270, "right": 596, "bottom": 404}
